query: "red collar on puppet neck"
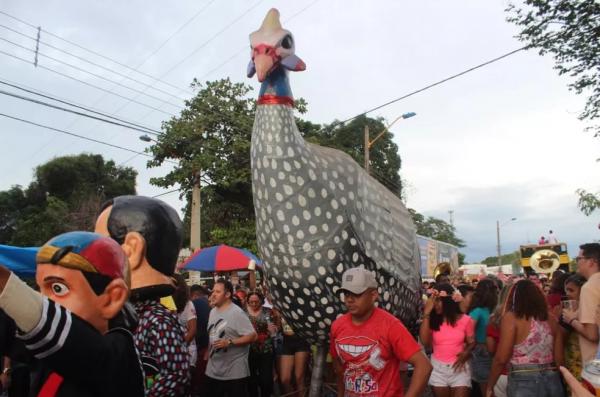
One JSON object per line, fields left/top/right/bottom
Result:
{"left": 257, "top": 95, "right": 294, "bottom": 107}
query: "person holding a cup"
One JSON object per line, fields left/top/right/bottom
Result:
{"left": 558, "top": 274, "right": 586, "bottom": 384}
{"left": 563, "top": 243, "right": 600, "bottom": 368}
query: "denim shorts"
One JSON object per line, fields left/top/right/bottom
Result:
{"left": 507, "top": 363, "right": 565, "bottom": 397}
{"left": 471, "top": 344, "right": 492, "bottom": 383}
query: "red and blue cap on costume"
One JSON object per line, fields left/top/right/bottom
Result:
{"left": 36, "top": 231, "right": 127, "bottom": 281}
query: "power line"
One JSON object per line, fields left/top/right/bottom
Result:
{"left": 117, "top": 153, "right": 143, "bottom": 167}
{"left": 140, "top": 0, "right": 320, "bottom": 122}
{"left": 0, "top": 48, "right": 177, "bottom": 117}
{"left": 0, "top": 111, "right": 177, "bottom": 165}
{"left": 368, "top": 167, "right": 403, "bottom": 190}
{"left": 321, "top": 48, "right": 528, "bottom": 194}
{"left": 337, "top": 47, "right": 527, "bottom": 126}
{"left": 0, "top": 23, "right": 187, "bottom": 102}
{"left": 0, "top": 88, "right": 162, "bottom": 135}
{"left": 0, "top": 9, "right": 193, "bottom": 95}
{"left": 114, "top": 0, "right": 267, "bottom": 128}
{"left": 0, "top": 36, "right": 184, "bottom": 110}
{"left": 137, "top": 0, "right": 218, "bottom": 78}
{"left": 0, "top": 79, "right": 161, "bottom": 135}
{"left": 152, "top": 188, "right": 181, "bottom": 198}
{"left": 158, "top": 0, "right": 266, "bottom": 79}
{"left": 1, "top": 111, "right": 150, "bottom": 155}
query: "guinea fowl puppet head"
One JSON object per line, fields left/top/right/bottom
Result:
{"left": 248, "top": 8, "right": 305, "bottom": 82}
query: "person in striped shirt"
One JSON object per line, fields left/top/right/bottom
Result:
{"left": 0, "top": 231, "right": 144, "bottom": 397}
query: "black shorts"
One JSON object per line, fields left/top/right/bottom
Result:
{"left": 281, "top": 334, "right": 310, "bottom": 356}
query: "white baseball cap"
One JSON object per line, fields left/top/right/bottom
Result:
{"left": 340, "top": 267, "right": 378, "bottom": 295}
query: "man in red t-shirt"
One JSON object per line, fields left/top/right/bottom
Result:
{"left": 330, "top": 268, "right": 432, "bottom": 397}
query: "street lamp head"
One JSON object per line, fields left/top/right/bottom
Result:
{"left": 139, "top": 134, "right": 152, "bottom": 143}
{"left": 402, "top": 112, "right": 416, "bottom": 119}
{"left": 511, "top": 217, "right": 517, "bottom": 221}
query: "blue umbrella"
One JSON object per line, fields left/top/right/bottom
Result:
{"left": 0, "top": 245, "right": 38, "bottom": 278}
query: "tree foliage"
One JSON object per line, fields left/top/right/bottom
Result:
{"left": 147, "top": 78, "right": 256, "bottom": 249}
{"left": 0, "top": 154, "right": 136, "bottom": 246}
{"left": 507, "top": 0, "right": 600, "bottom": 134}
{"left": 147, "top": 78, "right": 406, "bottom": 249}
{"left": 576, "top": 188, "right": 600, "bottom": 215}
{"left": 481, "top": 251, "right": 521, "bottom": 266}
{"left": 408, "top": 208, "right": 466, "bottom": 248}
{"left": 311, "top": 115, "right": 403, "bottom": 197}
{"left": 407, "top": 208, "right": 466, "bottom": 264}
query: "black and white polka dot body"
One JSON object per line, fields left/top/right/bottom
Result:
{"left": 251, "top": 103, "right": 423, "bottom": 343}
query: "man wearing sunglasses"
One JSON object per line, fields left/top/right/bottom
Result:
{"left": 563, "top": 243, "right": 600, "bottom": 366}
{"left": 330, "top": 267, "right": 432, "bottom": 397}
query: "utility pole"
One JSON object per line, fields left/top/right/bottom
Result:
{"left": 496, "top": 218, "right": 517, "bottom": 268}
{"left": 364, "top": 125, "right": 370, "bottom": 173}
{"left": 190, "top": 170, "right": 201, "bottom": 251}
{"left": 448, "top": 210, "right": 454, "bottom": 228}
{"left": 496, "top": 220, "right": 501, "bottom": 267}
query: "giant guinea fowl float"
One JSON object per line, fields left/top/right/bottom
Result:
{"left": 247, "top": 10, "right": 422, "bottom": 389}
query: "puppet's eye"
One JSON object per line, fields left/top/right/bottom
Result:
{"left": 51, "top": 283, "right": 69, "bottom": 296}
{"left": 281, "top": 35, "right": 293, "bottom": 49}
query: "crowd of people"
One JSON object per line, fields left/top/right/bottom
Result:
{"left": 0, "top": 212, "right": 598, "bottom": 397}
{"left": 145, "top": 242, "right": 600, "bottom": 397}
{"left": 416, "top": 242, "right": 600, "bottom": 397}
{"left": 168, "top": 277, "right": 312, "bottom": 397}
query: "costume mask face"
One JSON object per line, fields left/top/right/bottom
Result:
{"left": 35, "top": 231, "right": 130, "bottom": 334}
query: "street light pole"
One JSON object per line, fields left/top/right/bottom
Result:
{"left": 363, "top": 112, "right": 416, "bottom": 174}
{"left": 496, "top": 217, "right": 517, "bottom": 267}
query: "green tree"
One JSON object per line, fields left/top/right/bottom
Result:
{"left": 0, "top": 154, "right": 137, "bottom": 246}
{"left": 408, "top": 208, "right": 466, "bottom": 248}
{"left": 408, "top": 208, "right": 466, "bottom": 264}
{"left": 506, "top": 1, "right": 600, "bottom": 215}
{"left": 147, "top": 78, "right": 256, "bottom": 249}
{"left": 481, "top": 251, "right": 521, "bottom": 266}
{"left": 309, "top": 115, "right": 403, "bottom": 198}
{"left": 576, "top": 188, "right": 600, "bottom": 215}
{"left": 0, "top": 186, "right": 28, "bottom": 243}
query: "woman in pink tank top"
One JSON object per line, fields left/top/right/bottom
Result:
{"left": 486, "top": 279, "right": 564, "bottom": 397}
{"left": 420, "top": 283, "right": 476, "bottom": 397}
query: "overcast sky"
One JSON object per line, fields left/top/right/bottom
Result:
{"left": 1, "top": 0, "right": 598, "bottom": 262}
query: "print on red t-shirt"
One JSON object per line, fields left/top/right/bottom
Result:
{"left": 330, "top": 308, "right": 421, "bottom": 397}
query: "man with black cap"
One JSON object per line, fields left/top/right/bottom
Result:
{"left": 95, "top": 196, "right": 189, "bottom": 396}
{"left": 330, "top": 267, "right": 432, "bottom": 397}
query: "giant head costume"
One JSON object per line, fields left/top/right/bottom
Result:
{"left": 0, "top": 232, "right": 145, "bottom": 396}
{"left": 95, "top": 195, "right": 183, "bottom": 301}
{"left": 34, "top": 231, "right": 130, "bottom": 333}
